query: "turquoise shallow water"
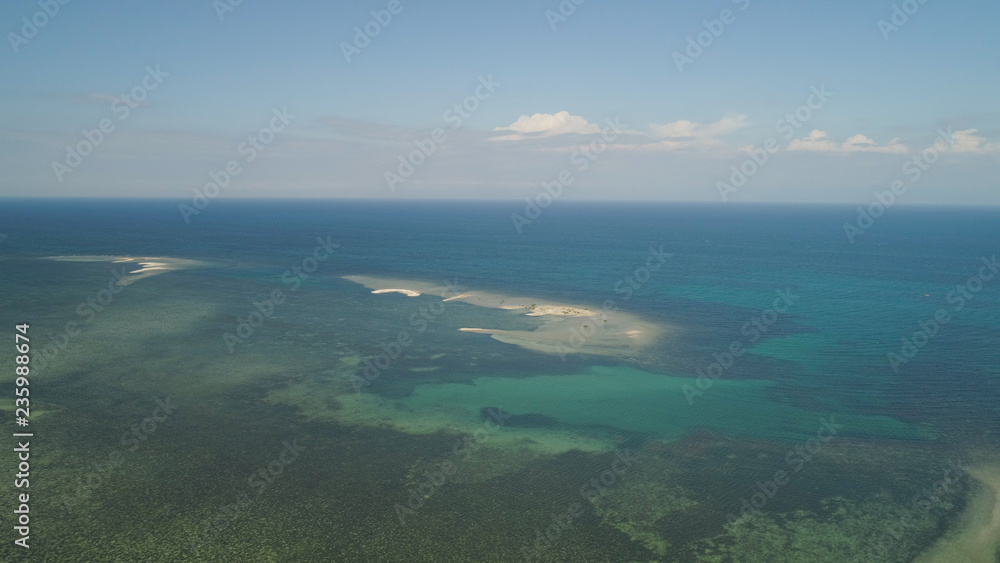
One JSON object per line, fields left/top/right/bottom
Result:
{"left": 394, "top": 365, "right": 932, "bottom": 441}
{"left": 0, "top": 200, "right": 997, "bottom": 561}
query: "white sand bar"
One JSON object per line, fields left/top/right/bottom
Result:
{"left": 343, "top": 275, "right": 666, "bottom": 359}
{"left": 43, "top": 255, "right": 211, "bottom": 286}
{"left": 371, "top": 289, "right": 421, "bottom": 297}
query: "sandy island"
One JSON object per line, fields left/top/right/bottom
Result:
{"left": 43, "top": 255, "right": 210, "bottom": 286}
{"left": 917, "top": 464, "right": 1000, "bottom": 563}
{"left": 343, "top": 275, "right": 665, "bottom": 358}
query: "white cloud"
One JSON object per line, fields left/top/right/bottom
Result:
{"left": 493, "top": 112, "right": 746, "bottom": 149}
{"left": 788, "top": 130, "right": 907, "bottom": 154}
{"left": 622, "top": 115, "right": 748, "bottom": 152}
{"left": 491, "top": 111, "right": 601, "bottom": 141}
{"left": 944, "top": 129, "right": 1000, "bottom": 154}
{"left": 647, "top": 115, "right": 747, "bottom": 141}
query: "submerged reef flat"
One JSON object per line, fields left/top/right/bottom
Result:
{"left": 648, "top": 436, "right": 974, "bottom": 563}
{"left": 685, "top": 493, "right": 964, "bottom": 563}
{"left": 309, "top": 390, "right": 617, "bottom": 455}
{"left": 343, "top": 274, "right": 665, "bottom": 358}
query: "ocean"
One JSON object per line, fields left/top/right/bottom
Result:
{"left": 0, "top": 199, "right": 997, "bottom": 562}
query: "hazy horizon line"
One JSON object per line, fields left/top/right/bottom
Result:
{"left": 1, "top": 196, "right": 998, "bottom": 208}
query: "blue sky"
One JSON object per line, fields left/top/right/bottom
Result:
{"left": 1, "top": 0, "right": 998, "bottom": 203}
